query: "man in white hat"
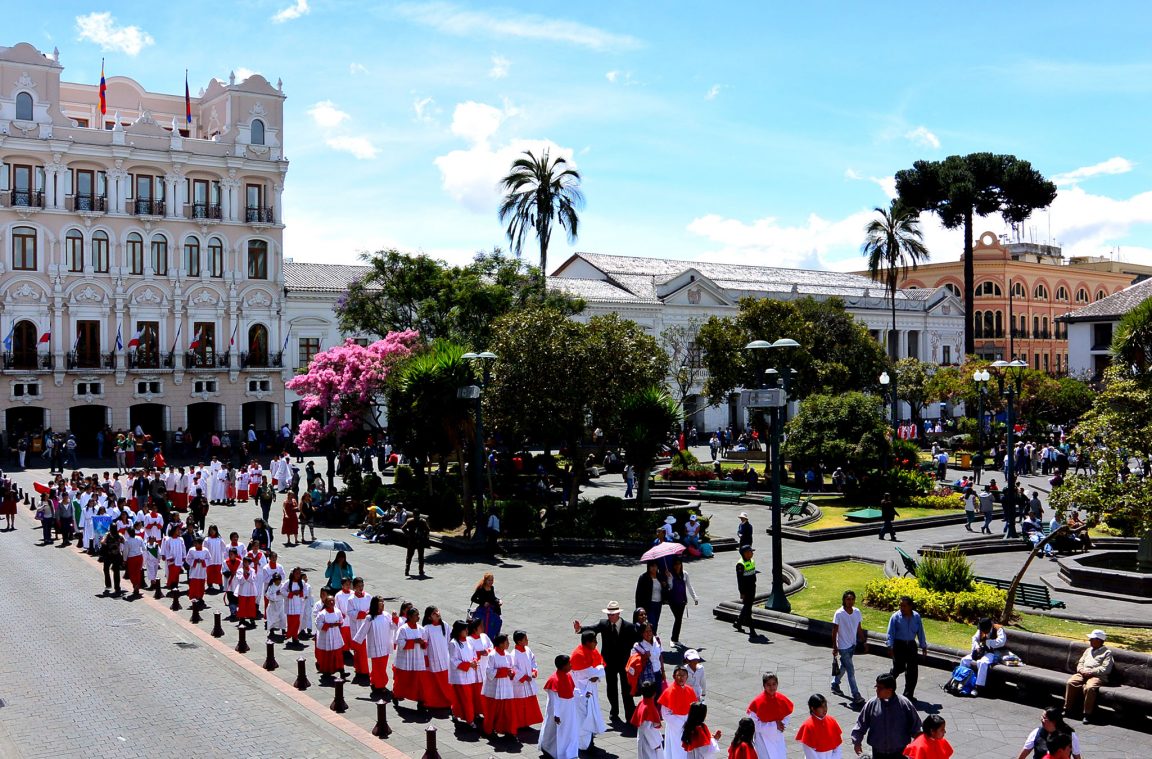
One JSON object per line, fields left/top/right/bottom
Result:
{"left": 737, "top": 512, "right": 753, "bottom": 548}
{"left": 684, "top": 649, "right": 707, "bottom": 701}
{"left": 572, "top": 601, "right": 640, "bottom": 721}
{"left": 1064, "top": 629, "right": 1114, "bottom": 723}
{"left": 660, "top": 515, "right": 678, "bottom": 542}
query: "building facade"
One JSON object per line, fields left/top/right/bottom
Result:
{"left": 550, "top": 251, "right": 966, "bottom": 431}
{"left": 0, "top": 42, "right": 288, "bottom": 453}
{"left": 1060, "top": 277, "right": 1152, "bottom": 381}
{"left": 889, "top": 231, "right": 1133, "bottom": 373}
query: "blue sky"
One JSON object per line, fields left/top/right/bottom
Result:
{"left": 17, "top": 3, "right": 1152, "bottom": 272}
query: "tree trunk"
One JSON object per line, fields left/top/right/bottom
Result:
{"left": 638, "top": 465, "right": 652, "bottom": 504}
{"left": 537, "top": 216, "right": 549, "bottom": 291}
{"left": 963, "top": 211, "right": 975, "bottom": 357}
{"left": 891, "top": 295, "right": 898, "bottom": 361}
{"left": 1001, "top": 525, "right": 1071, "bottom": 623}
{"left": 458, "top": 447, "right": 472, "bottom": 531}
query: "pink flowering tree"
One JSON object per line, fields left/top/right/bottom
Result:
{"left": 286, "top": 331, "right": 420, "bottom": 453}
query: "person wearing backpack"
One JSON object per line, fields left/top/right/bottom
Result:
{"left": 958, "top": 617, "right": 1007, "bottom": 697}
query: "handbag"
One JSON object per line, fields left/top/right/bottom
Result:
{"left": 831, "top": 656, "right": 840, "bottom": 678}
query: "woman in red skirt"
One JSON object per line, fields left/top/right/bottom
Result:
{"left": 393, "top": 606, "right": 428, "bottom": 706}
{"left": 1, "top": 481, "right": 17, "bottom": 531}
{"left": 421, "top": 606, "right": 455, "bottom": 709}
{"left": 448, "top": 620, "right": 482, "bottom": 727}
{"left": 314, "top": 594, "right": 347, "bottom": 679}
{"left": 284, "top": 566, "right": 309, "bottom": 646}
{"left": 281, "top": 492, "right": 299, "bottom": 547}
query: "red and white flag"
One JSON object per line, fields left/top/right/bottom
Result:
{"left": 126, "top": 329, "right": 142, "bottom": 350}
{"left": 38, "top": 329, "right": 51, "bottom": 344}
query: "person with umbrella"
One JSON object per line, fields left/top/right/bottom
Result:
{"left": 665, "top": 558, "right": 699, "bottom": 647}
{"left": 634, "top": 562, "right": 669, "bottom": 635}
{"left": 324, "top": 549, "right": 354, "bottom": 592}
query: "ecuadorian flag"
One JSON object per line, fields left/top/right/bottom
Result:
{"left": 99, "top": 59, "right": 107, "bottom": 115}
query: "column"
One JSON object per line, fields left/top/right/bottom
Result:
{"left": 165, "top": 174, "right": 180, "bottom": 219}
{"left": 272, "top": 181, "right": 283, "bottom": 224}
{"left": 44, "top": 166, "right": 59, "bottom": 209}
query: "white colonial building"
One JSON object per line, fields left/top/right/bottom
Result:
{"left": 0, "top": 42, "right": 288, "bottom": 452}
{"left": 1060, "top": 277, "right": 1152, "bottom": 381}
{"left": 550, "top": 251, "right": 966, "bottom": 431}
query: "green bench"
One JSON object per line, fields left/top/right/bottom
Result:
{"left": 974, "top": 575, "right": 1067, "bottom": 610}
{"left": 895, "top": 546, "right": 919, "bottom": 576}
{"left": 759, "top": 485, "right": 810, "bottom": 519}
{"left": 699, "top": 479, "right": 750, "bottom": 501}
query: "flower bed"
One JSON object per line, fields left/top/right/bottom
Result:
{"left": 864, "top": 576, "right": 1006, "bottom": 624}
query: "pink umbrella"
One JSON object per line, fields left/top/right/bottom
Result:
{"left": 641, "top": 542, "right": 686, "bottom": 563}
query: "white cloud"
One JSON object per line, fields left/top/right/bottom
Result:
{"left": 395, "top": 2, "right": 641, "bottom": 51}
{"left": 349, "top": 62, "right": 368, "bottom": 75}
{"left": 233, "top": 67, "right": 260, "bottom": 82}
{"left": 605, "top": 70, "right": 638, "bottom": 86}
{"left": 904, "top": 126, "right": 940, "bottom": 149}
{"left": 308, "top": 100, "right": 350, "bottom": 129}
{"left": 489, "top": 55, "right": 510, "bottom": 79}
{"left": 325, "top": 136, "right": 378, "bottom": 160}
{"left": 705, "top": 84, "right": 722, "bottom": 101}
{"left": 434, "top": 100, "right": 574, "bottom": 213}
{"left": 74, "top": 12, "right": 154, "bottom": 56}
{"left": 844, "top": 168, "right": 862, "bottom": 181}
{"left": 844, "top": 169, "right": 897, "bottom": 200}
{"left": 272, "top": 0, "right": 310, "bottom": 23}
{"left": 413, "top": 96, "right": 439, "bottom": 124}
{"left": 1053, "top": 157, "right": 1134, "bottom": 186}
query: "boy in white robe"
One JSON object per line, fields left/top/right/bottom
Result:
{"left": 264, "top": 574, "right": 288, "bottom": 635}
{"left": 542, "top": 654, "right": 581, "bottom": 759}
{"left": 570, "top": 631, "right": 607, "bottom": 749}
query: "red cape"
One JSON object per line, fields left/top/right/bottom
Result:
{"left": 658, "top": 682, "right": 698, "bottom": 716}
{"left": 747, "top": 692, "right": 794, "bottom": 722}
{"left": 630, "top": 697, "right": 662, "bottom": 726}
{"left": 569, "top": 645, "right": 604, "bottom": 671}
{"left": 904, "top": 734, "right": 954, "bottom": 759}
{"left": 544, "top": 671, "right": 575, "bottom": 699}
{"left": 795, "top": 715, "right": 842, "bottom": 752}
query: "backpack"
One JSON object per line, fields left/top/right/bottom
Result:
{"left": 943, "top": 664, "right": 977, "bottom": 696}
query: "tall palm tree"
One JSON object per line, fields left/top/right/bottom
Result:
{"left": 862, "top": 200, "right": 931, "bottom": 360}
{"left": 619, "top": 386, "right": 682, "bottom": 504}
{"left": 498, "top": 149, "right": 584, "bottom": 286}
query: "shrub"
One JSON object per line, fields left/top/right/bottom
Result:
{"left": 915, "top": 549, "right": 975, "bottom": 593}
{"left": 891, "top": 439, "right": 922, "bottom": 469}
{"left": 864, "top": 576, "right": 1005, "bottom": 623}
{"left": 670, "top": 449, "right": 702, "bottom": 470}
{"left": 658, "top": 466, "right": 716, "bottom": 482}
{"left": 878, "top": 468, "right": 934, "bottom": 505}
{"left": 394, "top": 465, "right": 415, "bottom": 489}
{"left": 909, "top": 494, "right": 964, "bottom": 510}
{"left": 494, "top": 499, "right": 539, "bottom": 538}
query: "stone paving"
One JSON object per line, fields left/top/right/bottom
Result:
{"left": 1, "top": 455, "right": 1149, "bottom": 759}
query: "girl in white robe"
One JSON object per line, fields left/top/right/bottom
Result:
{"left": 203, "top": 526, "right": 226, "bottom": 590}
{"left": 393, "top": 607, "right": 428, "bottom": 705}
{"left": 512, "top": 630, "right": 544, "bottom": 728}
{"left": 448, "top": 621, "right": 482, "bottom": 726}
{"left": 351, "top": 596, "right": 397, "bottom": 692}
{"left": 265, "top": 575, "right": 288, "bottom": 634}
{"left": 314, "top": 596, "right": 346, "bottom": 676}
{"left": 422, "top": 607, "right": 454, "bottom": 709}
{"left": 482, "top": 634, "right": 520, "bottom": 737}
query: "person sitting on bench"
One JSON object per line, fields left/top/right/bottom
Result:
{"left": 959, "top": 618, "right": 1007, "bottom": 697}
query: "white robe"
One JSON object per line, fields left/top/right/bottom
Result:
{"left": 686, "top": 736, "right": 721, "bottom": 759}
{"left": 512, "top": 646, "right": 539, "bottom": 698}
{"left": 663, "top": 712, "right": 689, "bottom": 759}
{"left": 449, "top": 639, "right": 479, "bottom": 685}
{"left": 186, "top": 548, "right": 210, "bottom": 580}
{"left": 204, "top": 536, "right": 226, "bottom": 570}
{"left": 749, "top": 713, "right": 789, "bottom": 759}
{"left": 638, "top": 722, "right": 663, "bottom": 759}
{"left": 424, "top": 623, "right": 450, "bottom": 673}
{"left": 316, "top": 609, "right": 346, "bottom": 653}
{"left": 483, "top": 651, "right": 518, "bottom": 699}
{"left": 353, "top": 613, "right": 398, "bottom": 659}
{"left": 394, "top": 625, "right": 427, "bottom": 672}
{"left": 284, "top": 581, "right": 310, "bottom": 617}
{"left": 265, "top": 584, "right": 288, "bottom": 629}
{"left": 542, "top": 685, "right": 582, "bottom": 759}
{"left": 572, "top": 662, "right": 607, "bottom": 748}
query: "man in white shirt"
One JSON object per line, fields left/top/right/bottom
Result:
{"left": 831, "top": 589, "right": 866, "bottom": 705}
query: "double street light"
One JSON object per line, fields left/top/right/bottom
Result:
{"left": 972, "top": 368, "right": 991, "bottom": 456}
{"left": 744, "top": 337, "right": 800, "bottom": 613}
{"left": 878, "top": 370, "right": 898, "bottom": 438}
{"left": 461, "top": 351, "right": 497, "bottom": 526}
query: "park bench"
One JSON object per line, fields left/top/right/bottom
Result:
{"left": 758, "top": 485, "right": 811, "bottom": 519}
{"left": 974, "top": 575, "right": 1067, "bottom": 609}
{"left": 699, "top": 479, "right": 750, "bottom": 501}
{"left": 896, "top": 546, "right": 918, "bottom": 576}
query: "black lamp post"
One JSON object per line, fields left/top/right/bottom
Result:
{"left": 878, "top": 370, "right": 898, "bottom": 438}
{"left": 744, "top": 338, "right": 799, "bottom": 613}
{"left": 973, "top": 368, "right": 990, "bottom": 456}
{"left": 462, "top": 351, "right": 497, "bottom": 529}
{"left": 991, "top": 359, "right": 1027, "bottom": 530}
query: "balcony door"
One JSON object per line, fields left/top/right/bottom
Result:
{"left": 75, "top": 169, "right": 94, "bottom": 209}
{"left": 77, "top": 320, "right": 100, "bottom": 368}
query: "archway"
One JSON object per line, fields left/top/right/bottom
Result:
{"left": 129, "top": 403, "right": 166, "bottom": 440}
{"left": 186, "top": 402, "right": 224, "bottom": 446}
{"left": 242, "top": 401, "right": 274, "bottom": 432}
{"left": 11, "top": 320, "right": 38, "bottom": 369}
{"left": 5, "top": 406, "right": 45, "bottom": 447}
{"left": 69, "top": 405, "right": 109, "bottom": 456}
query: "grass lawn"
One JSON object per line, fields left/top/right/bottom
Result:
{"left": 798, "top": 506, "right": 962, "bottom": 530}
{"left": 788, "top": 561, "right": 1152, "bottom": 653}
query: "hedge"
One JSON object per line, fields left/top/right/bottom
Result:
{"left": 864, "top": 576, "right": 1006, "bottom": 624}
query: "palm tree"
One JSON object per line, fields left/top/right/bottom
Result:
{"left": 862, "top": 200, "right": 931, "bottom": 361}
{"left": 619, "top": 386, "right": 682, "bottom": 504}
{"left": 1112, "top": 297, "right": 1152, "bottom": 381}
{"left": 498, "top": 149, "right": 584, "bottom": 286}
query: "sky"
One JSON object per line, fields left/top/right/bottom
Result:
{"left": 16, "top": 3, "right": 1152, "bottom": 273}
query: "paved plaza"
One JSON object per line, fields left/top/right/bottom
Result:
{"left": 0, "top": 456, "right": 1149, "bottom": 758}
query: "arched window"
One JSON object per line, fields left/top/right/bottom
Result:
{"left": 1055, "top": 286, "right": 1069, "bottom": 301}
{"left": 247, "top": 240, "right": 268, "bottom": 279}
{"left": 994, "top": 311, "right": 1003, "bottom": 337}
{"left": 15, "top": 92, "right": 33, "bottom": 121}
{"left": 127, "top": 233, "right": 144, "bottom": 274}
{"left": 11, "top": 320, "right": 38, "bottom": 369}
{"left": 973, "top": 311, "right": 984, "bottom": 339}
{"left": 208, "top": 237, "right": 224, "bottom": 278}
{"left": 184, "top": 238, "right": 201, "bottom": 277}
{"left": 1033, "top": 315, "right": 1040, "bottom": 337}
{"left": 983, "top": 312, "right": 994, "bottom": 338}
{"left": 250, "top": 119, "right": 265, "bottom": 146}
{"left": 1096, "top": 290, "right": 1107, "bottom": 302}
{"left": 1011, "top": 281, "right": 1026, "bottom": 298}
{"left": 942, "top": 283, "right": 961, "bottom": 297}
{"left": 1076, "top": 288, "right": 1089, "bottom": 303}
{"left": 151, "top": 236, "right": 168, "bottom": 275}
{"left": 1034, "top": 283, "right": 1049, "bottom": 300}
{"left": 12, "top": 226, "right": 37, "bottom": 270}
{"left": 92, "top": 231, "right": 110, "bottom": 273}
{"left": 975, "top": 281, "right": 1002, "bottom": 297}
{"left": 66, "top": 229, "right": 84, "bottom": 272}
{"left": 1042, "top": 316, "right": 1049, "bottom": 337}
{"left": 247, "top": 324, "right": 269, "bottom": 367}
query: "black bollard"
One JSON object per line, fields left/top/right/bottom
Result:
{"left": 236, "top": 625, "right": 249, "bottom": 654}
{"left": 211, "top": 612, "right": 225, "bottom": 638}
{"left": 372, "top": 699, "right": 392, "bottom": 738}
{"left": 190, "top": 603, "right": 202, "bottom": 624}
{"left": 153, "top": 582, "right": 164, "bottom": 600}
{"left": 421, "top": 726, "right": 441, "bottom": 759}
{"left": 263, "top": 641, "right": 278, "bottom": 671}
{"left": 330, "top": 677, "right": 348, "bottom": 713}
{"left": 170, "top": 590, "right": 182, "bottom": 611}
{"left": 294, "top": 657, "right": 311, "bottom": 690}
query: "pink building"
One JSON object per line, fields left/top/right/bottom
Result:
{"left": 0, "top": 42, "right": 288, "bottom": 453}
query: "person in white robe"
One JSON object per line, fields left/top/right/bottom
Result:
{"left": 542, "top": 654, "right": 582, "bottom": 759}
{"left": 570, "top": 632, "right": 607, "bottom": 749}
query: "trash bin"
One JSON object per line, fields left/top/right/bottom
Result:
{"left": 960, "top": 453, "right": 972, "bottom": 469}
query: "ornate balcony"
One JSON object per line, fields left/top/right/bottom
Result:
{"left": 132, "top": 198, "right": 166, "bottom": 216}
{"left": 239, "top": 350, "right": 282, "bottom": 369}
{"left": 9, "top": 189, "right": 44, "bottom": 208}
{"left": 245, "top": 205, "right": 275, "bottom": 223}
{"left": 189, "top": 202, "right": 222, "bottom": 220}
{"left": 71, "top": 194, "right": 107, "bottom": 212}
{"left": 66, "top": 350, "right": 116, "bottom": 370}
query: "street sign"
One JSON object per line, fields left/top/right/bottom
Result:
{"left": 741, "top": 388, "right": 786, "bottom": 408}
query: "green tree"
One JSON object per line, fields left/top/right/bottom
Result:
{"left": 862, "top": 200, "right": 930, "bottom": 360}
{"left": 696, "top": 297, "right": 888, "bottom": 405}
{"left": 619, "top": 387, "right": 682, "bottom": 503}
{"left": 585, "top": 314, "right": 671, "bottom": 436}
{"left": 895, "top": 154, "right": 1057, "bottom": 356}
{"left": 783, "top": 392, "right": 891, "bottom": 473}
{"left": 894, "top": 357, "right": 933, "bottom": 431}
{"left": 498, "top": 149, "right": 584, "bottom": 284}
{"left": 1112, "top": 297, "right": 1152, "bottom": 380}
{"left": 658, "top": 319, "right": 706, "bottom": 414}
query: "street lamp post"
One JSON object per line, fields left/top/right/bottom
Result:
{"left": 878, "top": 370, "right": 897, "bottom": 438}
{"left": 744, "top": 338, "right": 799, "bottom": 613}
{"left": 990, "top": 359, "right": 1026, "bottom": 535}
{"left": 972, "top": 368, "right": 991, "bottom": 456}
{"left": 462, "top": 351, "right": 497, "bottom": 530}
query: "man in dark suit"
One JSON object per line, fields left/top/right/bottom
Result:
{"left": 573, "top": 600, "right": 640, "bottom": 720}
{"left": 738, "top": 512, "right": 753, "bottom": 547}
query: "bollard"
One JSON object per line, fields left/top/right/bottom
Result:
{"left": 294, "top": 657, "right": 311, "bottom": 690}
{"left": 263, "top": 641, "right": 278, "bottom": 671}
{"left": 236, "top": 625, "right": 250, "bottom": 654}
{"left": 153, "top": 582, "right": 164, "bottom": 600}
{"left": 211, "top": 612, "right": 225, "bottom": 638}
{"left": 421, "top": 726, "right": 441, "bottom": 759}
{"left": 170, "top": 590, "right": 182, "bottom": 611}
{"left": 372, "top": 699, "right": 392, "bottom": 738}
{"left": 330, "top": 677, "right": 348, "bottom": 713}
{"left": 190, "top": 603, "right": 202, "bottom": 624}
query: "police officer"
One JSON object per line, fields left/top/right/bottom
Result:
{"left": 734, "top": 545, "right": 759, "bottom": 638}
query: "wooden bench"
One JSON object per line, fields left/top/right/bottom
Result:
{"left": 707, "top": 480, "right": 750, "bottom": 492}
{"left": 974, "top": 575, "right": 1067, "bottom": 609}
{"left": 758, "top": 485, "right": 811, "bottom": 520}
{"left": 698, "top": 489, "right": 745, "bottom": 501}
{"left": 896, "top": 546, "right": 918, "bottom": 576}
